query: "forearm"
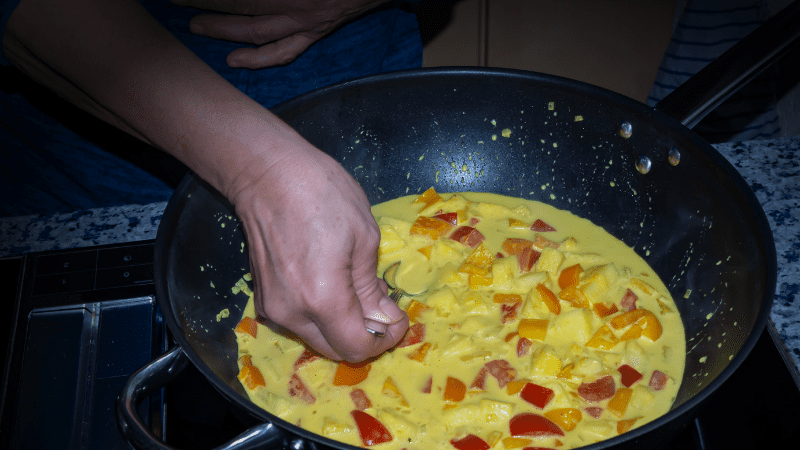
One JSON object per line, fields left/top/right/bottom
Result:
{"left": 3, "top": 0, "right": 302, "bottom": 198}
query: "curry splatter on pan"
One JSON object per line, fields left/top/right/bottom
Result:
{"left": 117, "top": 4, "right": 800, "bottom": 449}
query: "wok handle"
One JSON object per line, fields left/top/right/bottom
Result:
{"left": 654, "top": 0, "right": 800, "bottom": 128}
{"left": 116, "top": 346, "right": 287, "bottom": 450}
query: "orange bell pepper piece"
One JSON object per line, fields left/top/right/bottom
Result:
{"left": 469, "top": 273, "right": 493, "bottom": 289}
{"left": 237, "top": 364, "right": 266, "bottom": 390}
{"left": 617, "top": 417, "right": 641, "bottom": 434}
{"left": 443, "top": 376, "right": 467, "bottom": 402}
{"left": 533, "top": 234, "right": 560, "bottom": 249}
{"left": 382, "top": 377, "right": 409, "bottom": 407}
{"left": 501, "top": 437, "right": 532, "bottom": 449}
{"left": 543, "top": 408, "right": 582, "bottom": 432}
{"left": 406, "top": 299, "right": 431, "bottom": 322}
{"left": 413, "top": 187, "right": 442, "bottom": 210}
{"left": 234, "top": 316, "right": 258, "bottom": 338}
{"left": 536, "top": 284, "right": 561, "bottom": 315}
{"left": 593, "top": 302, "right": 619, "bottom": 318}
{"left": 333, "top": 361, "right": 372, "bottom": 386}
{"left": 558, "top": 264, "right": 583, "bottom": 289}
{"left": 518, "top": 318, "right": 549, "bottom": 341}
{"left": 609, "top": 309, "right": 647, "bottom": 329}
{"left": 558, "top": 285, "right": 591, "bottom": 308}
{"left": 609, "top": 309, "right": 662, "bottom": 341}
{"left": 607, "top": 387, "right": 633, "bottom": 417}
{"left": 410, "top": 216, "right": 453, "bottom": 240}
{"left": 585, "top": 324, "right": 619, "bottom": 350}
{"left": 619, "top": 323, "right": 643, "bottom": 341}
{"left": 407, "top": 342, "right": 432, "bottom": 362}
{"left": 502, "top": 237, "right": 533, "bottom": 255}
{"left": 494, "top": 293, "right": 523, "bottom": 304}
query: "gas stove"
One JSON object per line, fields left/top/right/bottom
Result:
{"left": 1, "top": 242, "right": 799, "bottom": 449}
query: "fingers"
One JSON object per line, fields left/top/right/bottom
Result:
{"left": 226, "top": 34, "right": 316, "bottom": 68}
{"left": 189, "top": 14, "right": 303, "bottom": 45}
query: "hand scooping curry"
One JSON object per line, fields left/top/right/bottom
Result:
{"left": 233, "top": 188, "right": 686, "bottom": 449}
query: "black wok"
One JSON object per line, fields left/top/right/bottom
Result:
{"left": 117, "top": 4, "right": 800, "bottom": 449}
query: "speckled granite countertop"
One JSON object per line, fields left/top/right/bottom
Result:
{"left": 2, "top": 136, "right": 799, "bottom": 375}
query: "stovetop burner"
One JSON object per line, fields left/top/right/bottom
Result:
{"left": 2, "top": 242, "right": 799, "bottom": 449}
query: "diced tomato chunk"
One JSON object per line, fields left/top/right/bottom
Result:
{"left": 293, "top": 348, "right": 320, "bottom": 371}
{"left": 618, "top": 364, "right": 643, "bottom": 387}
{"left": 649, "top": 370, "right": 669, "bottom": 390}
{"left": 584, "top": 407, "right": 603, "bottom": 419}
{"left": 517, "top": 337, "right": 532, "bottom": 357}
{"left": 531, "top": 219, "right": 556, "bottom": 232}
{"left": 450, "top": 434, "right": 490, "bottom": 450}
{"left": 289, "top": 373, "right": 316, "bottom": 404}
{"left": 485, "top": 359, "right": 517, "bottom": 388}
{"left": 509, "top": 413, "right": 565, "bottom": 437}
{"left": 350, "top": 388, "right": 372, "bottom": 410}
{"left": 516, "top": 247, "right": 541, "bottom": 272}
{"left": 351, "top": 410, "right": 393, "bottom": 446}
{"left": 469, "top": 217, "right": 480, "bottom": 226}
{"left": 577, "top": 375, "right": 616, "bottom": 402}
{"left": 501, "top": 301, "right": 522, "bottom": 324}
{"left": 620, "top": 289, "right": 638, "bottom": 311}
{"left": 397, "top": 322, "right": 426, "bottom": 348}
{"left": 422, "top": 376, "right": 433, "bottom": 394}
{"left": 450, "top": 226, "right": 486, "bottom": 248}
{"left": 520, "top": 383, "right": 555, "bottom": 409}
{"left": 470, "top": 367, "right": 489, "bottom": 390}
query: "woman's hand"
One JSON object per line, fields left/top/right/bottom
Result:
{"left": 171, "top": 0, "right": 387, "bottom": 68}
{"left": 229, "top": 141, "right": 409, "bottom": 362}
{"left": 6, "top": 0, "right": 404, "bottom": 362}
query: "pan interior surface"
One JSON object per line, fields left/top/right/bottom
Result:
{"left": 154, "top": 68, "right": 775, "bottom": 449}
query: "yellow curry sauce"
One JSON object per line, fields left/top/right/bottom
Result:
{"left": 234, "top": 189, "right": 686, "bottom": 450}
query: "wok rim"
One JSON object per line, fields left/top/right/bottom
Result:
{"left": 154, "top": 67, "right": 777, "bottom": 449}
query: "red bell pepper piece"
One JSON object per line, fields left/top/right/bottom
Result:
{"left": 509, "top": 413, "right": 565, "bottom": 437}
{"left": 351, "top": 410, "right": 392, "bottom": 446}
{"left": 450, "top": 226, "right": 486, "bottom": 248}
{"left": 293, "top": 348, "right": 320, "bottom": 371}
{"left": 450, "top": 434, "right": 490, "bottom": 450}
{"left": 520, "top": 383, "right": 555, "bottom": 409}
{"left": 397, "top": 323, "right": 426, "bottom": 348}
{"left": 618, "top": 364, "right": 643, "bottom": 387}
{"left": 433, "top": 212, "right": 459, "bottom": 225}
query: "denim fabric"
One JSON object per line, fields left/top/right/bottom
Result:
{"left": 0, "top": 0, "right": 422, "bottom": 217}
